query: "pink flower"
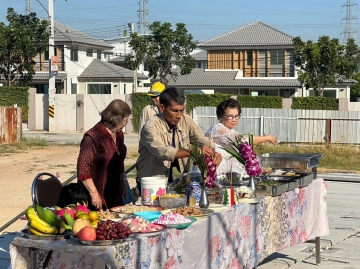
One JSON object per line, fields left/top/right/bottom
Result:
{"left": 290, "top": 227, "right": 299, "bottom": 246}
{"left": 298, "top": 188, "right": 306, "bottom": 205}
{"left": 239, "top": 216, "right": 251, "bottom": 239}
{"left": 164, "top": 255, "right": 179, "bottom": 269}
{"left": 209, "top": 235, "right": 221, "bottom": 261}
{"left": 230, "top": 258, "right": 242, "bottom": 269}
{"left": 300, "top": 229, "right": 309, "bottom": 242}
{"left": 289, "top": 200, "right": 296, "bottom": 218}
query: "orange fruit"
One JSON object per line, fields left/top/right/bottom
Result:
{"left": 77, "top": 213, "right": 90, "bottom": 221}
{"left": 88, "top": 211, "right": 99, "bottom": 221}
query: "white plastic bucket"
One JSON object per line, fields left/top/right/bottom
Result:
{"left": 141, "top": 177, "right": 167, "bottom": 205}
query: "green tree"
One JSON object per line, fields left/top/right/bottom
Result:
{"left": 125, "top": 21, "right": 197, "bottom": 84}
{"left": 293, "top": 36, "right": 359, "bottom": 97}
{"left": 0, "top": 8, "right": 49, "bottom": 86}
{"left": 350, "top": 72, "right": 360, "bottom": 98}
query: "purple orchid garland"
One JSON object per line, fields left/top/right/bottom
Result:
{"left": 238, "top": 141, "right": 262, "bottom": 177}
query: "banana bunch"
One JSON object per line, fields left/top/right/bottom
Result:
{"left": 26, "top": 205, "right": 64, "bottom": 236}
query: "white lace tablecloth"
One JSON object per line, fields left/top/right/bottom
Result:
{"left": 10, "top": 178, "right": 329, "bottom": 269}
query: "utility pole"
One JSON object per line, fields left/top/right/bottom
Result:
{"left": 129, "top": 22, "right": 137, "bottom": 92}
{"left": 48, "top": 0, "right": 56, "bottom": 131}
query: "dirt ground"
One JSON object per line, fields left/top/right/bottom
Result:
{"left": 0, "top": 145, "right": 139, "bottom": 233}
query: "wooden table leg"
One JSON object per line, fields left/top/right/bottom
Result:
{"left": 29, "top": 247, "right": 37, "bottom": 269}
{"left": 315, "top": 236, "right": 321, "bottom": 265}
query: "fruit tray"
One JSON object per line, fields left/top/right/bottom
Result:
{"left": 70, "top": 236, "right": 126, "bottom": 246}
{"left": 21, "top": 229, "right": 72, "bottom": 240}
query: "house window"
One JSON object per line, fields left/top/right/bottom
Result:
{"left": 87, "top": 83, "right": 111, "bottom": 94}
{"left": 247, "top": 51, "right": 253, "bottom": 66}
{"left": 70, "top": 47, "right": 78, "bottom": 61}
{"left": 250, "top": 89, "right": 279, "bottom": 96}
{"left": 71, "top": 84, "right": 77, "bottom": 94}
{"left": 97, "top": 50, "right": 101, "bottom": 60}
{"left": 270, "top": 50, "right": 285, "bottom": 65}
{"left": 86, "top": 49, "right": 93, "bottom": 57}
{"left": 144, "top": 63, "right": 149, "bottom": 71}
{"left": 44, "top": 47, "right": 57, "bottom": 61}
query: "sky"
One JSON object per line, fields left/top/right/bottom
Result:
{"left": 0, "top": 0, "right": 358, "bottom": 44}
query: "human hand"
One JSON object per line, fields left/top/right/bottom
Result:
{"left": 201, "top": 145, "right": 215, "bottom": 157}
{"left": 267, "top": 134, "right": 277, "bottom": 145}
{"left": 213, "top": 152, "right": 222, "bottom": 166}
{"left": 90, "top": 192, "right": 102, "bottom": 210}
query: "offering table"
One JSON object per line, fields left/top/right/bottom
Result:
{"left": 10, "top": 178, "right": 328, "bottom": 269}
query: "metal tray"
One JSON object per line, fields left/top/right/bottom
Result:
{"left": 297, "top": 173, "right": 313, "bottom": 187}
{"left": 70, "top": 236, "right": 126, "bottom": 246}
{"left": 21, "top": 229, "right": 72, "bottom": 240}
{"left": 286, "top": 180, "right": 299, "bottom": 191}
{"left": 255, "top": 183, "right": 288, "bottom": 197}
{"left": 257, "top": 153, "right": 322, "bottom": 171}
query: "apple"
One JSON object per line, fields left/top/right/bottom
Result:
{"left": 72, "top": 219, "right": 90, "bottom": 236}
{"left": 77, "top": 227, "right": 96, "bottom": 241}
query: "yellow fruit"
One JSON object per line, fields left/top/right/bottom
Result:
{"left": 77, "top": 213, "right": 90, "bottom": 221}
{"left": 90, "top": 219, "right": 100, "bottom": 227}
{"left": 88, "top": 211, "right": 99, "bottom": 221}
{"left": 75, "top": 211, "right": 85, "bottom": 219}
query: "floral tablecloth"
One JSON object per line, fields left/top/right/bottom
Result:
{"left": 10, "top": 178, "right": 328, "bottom": 269}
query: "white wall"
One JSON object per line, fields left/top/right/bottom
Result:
{"left": 54, "top": 95, "right": 77, "bottom": 131}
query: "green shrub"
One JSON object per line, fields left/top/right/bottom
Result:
{"left": 237, "top": 95, "right": 283, "bottom": 108}
{"left": 185, "top": 93, "right": 231, "bottom": 113}
{"left": 0, "top": 86, "right": 29, "bottom": 122}
{"left": 130, "top": 92, "right": 151, "bottom": 133}
{"left": 292, "top": 97, "right": 338, "bottom": 110}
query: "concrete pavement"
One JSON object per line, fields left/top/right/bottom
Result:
{"left": 257, "top": 180, "right": 360, "bottom": 269}
{"left": 22, "top": 130, "right": 139, "bottom": 147}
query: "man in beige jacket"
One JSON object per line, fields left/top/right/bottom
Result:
{"left": 138, "top": 82, "right": 165, "bottom": 139}
{"left": 136, "top": 87, "right": 222, "bottom": 193}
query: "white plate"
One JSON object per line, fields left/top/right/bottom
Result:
{"left": 236, "top": 197, "right": 262, "bottom": 204}
{"left": 129, "top": 226, "right": 167, "bottom": 238}
{"left": 208, "top": 204, "right": 229, "bottom": 212}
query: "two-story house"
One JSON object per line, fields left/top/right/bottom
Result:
{"left": 167, "top": 21, "right": 355, "bottom": 99}
{"left": 30, "top": 21, "right": 148, "bottom": 94}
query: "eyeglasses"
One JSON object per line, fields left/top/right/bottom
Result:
{"left": 224, "top": 114, "right": 241, "bottom": 120}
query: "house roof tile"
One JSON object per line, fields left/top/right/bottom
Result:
{"left": 198, "top": 21, "right": 294, "bottom": 48}
{"left": 78, "top": 59, "right": 148, "bottom": 79}
{"left": 54, "top": 21, "right": 113, "bottom": 49}
{"left": 166, "top": 68, "right": 302, "bottom": 88}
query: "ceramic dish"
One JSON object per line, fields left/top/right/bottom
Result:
{"left": 134, "top": 211, "right": 162, "bottom": 222}
{"left": 208, "top": 204, "right": 230, "bottom": 212}
{"left": 70, "top": 236, "right": 125, "bottom": 246}
{"left": 129, "top": 224, "right": 167, "bottom": 238}
{"left": 236, "top": 197, "right": 262, "bottom": 204}
{"left": 110, "top": 205, "right": 164, "bottom": 214}
{"left": 162, "top": 208, "right": 214, "bottom": 219}
{"left": 157, "top": 217, "right": 197, "bottom": 230}
{"left": 21, "top": 229, "right": 72, "bottom": 240}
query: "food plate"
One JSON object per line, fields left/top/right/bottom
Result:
{"left": 162, "top": 208, "right": 214, "bottom": 218}
{"left": 110, "top": 205, "right": 164, "bottom": 214}
{"left": 70, "top": 236, "right": 125, "bottom": 246}
{"left": 129, "top": 224, "right": 167, "bottom": 238}
{"left": 236, "top": 197, "right": 262, "bottom": 204}
{"left": 208, "top": 204, "right": 230, "bottom": 212}
{"left": 159, "top": 217, "right": 197, "bottom": 230}
{"left": 21, "top": 229, "right": 72, "bottom": 240}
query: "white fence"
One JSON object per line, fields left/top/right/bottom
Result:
{"left": 28, "top": 90, "right": 132, "bottom": 132}
{"left": 193, "top": 107, "right": 360, "bottom": 144}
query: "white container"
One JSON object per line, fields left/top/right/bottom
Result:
{"left": 141, "top": 177, "right": 167, "bottom": 206}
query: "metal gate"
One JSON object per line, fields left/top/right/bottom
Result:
{"left": 0, "top": 107, "right": 22, "bottom": 144}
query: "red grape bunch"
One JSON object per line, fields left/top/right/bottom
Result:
{"left": 95, "top": 220, "right": 132, "bottom": 240}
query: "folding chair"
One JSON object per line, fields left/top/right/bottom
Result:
{"left": 30, "top": 172, "right": 63, "bottom": 268}
{"left": 31, "top": 172, "right": 63, "bottom": 208}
